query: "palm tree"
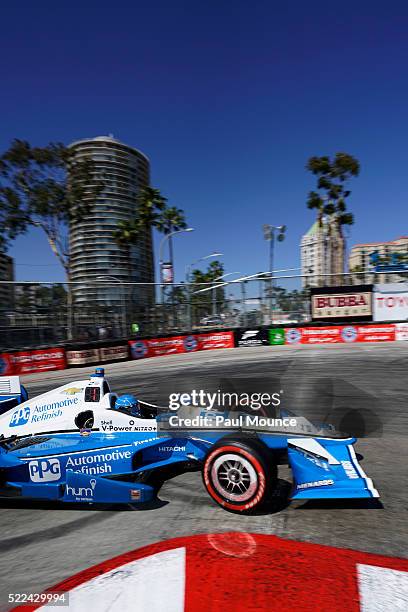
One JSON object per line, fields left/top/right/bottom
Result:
{"left": 113, "top": 187, "right": 167, "bottom": 244}
{"left": 306, "top": 152, "right": 359, "bottom": 236}
{"left": 112, "top": 187, "right": 168, "bottom": 311}
{"left": 306, "top": 153, "right": 360, "bottom": 284}
{"left": 113, "top": 187, "right": 189, "bottom": 312}
{"left": 136, "top": 187, "right": 167, "bottom": 225}
{"left": 112, "top": 218, "right": 141, "bottom": 246}
{"left": 113, "top": 186, "right": 168, "bottom": 247}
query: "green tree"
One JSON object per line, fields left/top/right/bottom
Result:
{"left": 113, "top": 187, "right": 189, "bottom": 308}
{"left": 191, "top": 260, "right": 225, "bottom": 320}
{"left": 306, "top": 152, "right": 360, "bottom": 234}
{"left": 306, "top": 153, "right": 360, "bottom": 286}
{"left": 0, "top": 139, "right": 102, "bottom": 338}
{"left": 272, "top": 286, "right": 309, "bottom": 317}
{"left": 113, "top": 186, "right": 168, "bottom": 246}
{"left": 113, "top": 186, "right": 169, "bottom": 311}
{"left": 35, "top": 284, "right": 67, "bottom": 311}
{"left": 166, "top": 284, "right": 188, "bottom": 305}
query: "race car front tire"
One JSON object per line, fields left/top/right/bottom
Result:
{"left": 202, "top": 440, "right": 274, "bottom": 513}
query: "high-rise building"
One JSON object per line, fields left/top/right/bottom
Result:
{"left": 301, "top": 218, "right": 345, "bottom": 287}
{"left": 69, "top": 136, "right": 154, "bottom": 310}
{"left": 349, "top": 236, "right": 408, "bottom": 283}
{"left": 0, "top": 253, "right": 15, "bottom": 313}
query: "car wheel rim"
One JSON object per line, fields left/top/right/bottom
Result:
{"left": 211, "top": 453, "right": 258, "bottom": 502}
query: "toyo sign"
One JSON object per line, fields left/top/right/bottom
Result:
{"left": 373, "top": 284, "right": 408, "bottom": 322}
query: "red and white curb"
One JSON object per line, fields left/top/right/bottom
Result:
{"left": 14, "top": 532, "right": 408, "bottom": 611}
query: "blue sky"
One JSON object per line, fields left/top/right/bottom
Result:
{"left": 1, "top": 0, "right": 408, "bottom": 286}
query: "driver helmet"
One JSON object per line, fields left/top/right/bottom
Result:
{"left": 114, "top": 394, "right": 141, "bottom": 417}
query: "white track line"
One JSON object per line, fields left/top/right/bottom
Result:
{"left": 358, "top": 563, "right": 408, "bottom": 611}
{"left": 39, "top": 547, "right": 186, "bottom": 612}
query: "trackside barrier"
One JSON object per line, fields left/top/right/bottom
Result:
{"left": 65, "top": 342, "right": 129, "bottom": 366}
{"left": 129, "top": 331, "right": 235, "bottom": 360}
{"left": 284, "top": 324, "right": 396, "bottom": 345}
{"left": 234, "top": 323, "right": 407, "bottom": 347}
{"left": 0, "top": 348, "right": 66, "bottom": 375}
{"left": 395, "top": 322, "right": 408, "bottom": 340}
{"left": 1, "top": 323, "right": 407, "bottom": 374}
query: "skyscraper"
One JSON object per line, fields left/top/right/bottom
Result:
{"left": 301, "top": 218, "right": 345, "bottom": 287}
{"left": 69, "top": 136, "right": 154, "bottom": 313}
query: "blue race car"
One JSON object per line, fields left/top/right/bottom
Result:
{"left": 0, "top": 370, "right": 379, "bottom": 514}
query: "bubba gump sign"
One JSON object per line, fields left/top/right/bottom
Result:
{"left": 312, "top": 292, "right": 372, "bottom": 319}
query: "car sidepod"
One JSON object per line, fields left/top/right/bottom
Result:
{"left": 62, "top": 470, "right": 155, "bottom": 504}
{"left": 0, "top": 437, "right": 158, "bottom": 504}
{"left": 287, "top": 437, "right": 379, "bottom": 500}
{"left": 0, "top": 433, "right": 211, "bottom": 506}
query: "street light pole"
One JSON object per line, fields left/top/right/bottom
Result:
{"left": 263, "top": 225, "right": 286, "bottom": 324}
{"left": 159, "top": 227, "right": 194, "bottom": 305}
{"left": 241, "top": 280, "right": 247, "bottom": 327}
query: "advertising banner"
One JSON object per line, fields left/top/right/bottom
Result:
{"left": 285, "top": 327, "right": 342, "bottom": 344}
{"left": 0, "top": 353, "right": 14, "bottom": 375}
{"left": 235, "top": 329, "right": 269, "bottom": 347}
{"left": 129, "top": 336, "right": 188, "bottom": 359}
{"left": 268, "top": 328, "right": 285, "bottom": 345}
{"left": 31, "top": 348, "right": 66, "bottom": 372}
{"left": 10, "top": 351, "right": 32, "bottom": 374}
{"left": 99, "top": 345, "right": 129, "bottom": 362}
{"left": 285, "top": 325, "right": 395, "bottom": 345}
{"left": 161, "top": 262, "right": 174, "bottom": 284}
{"left": 129, "top": 332, "right": 234, "bottom": 360}
{"left": 196, "top": 331, "right": 234, "bottom": 351}
{"left": 12, "top": 348, "right": 66, "bottom": 374}
{"left": 395, "top": 323, "right": 408, "bottom": 341}
{"left": 373, "top": 284, "right": 408, "bottom": 322}
{"left": 66, "top": 349, "right": 100, "bottom": 366}
{"left": 355, "top": 325, "right": 395, "bottom": 342}
{"left": 311, "top": 292, "right": 372, "bottom": 320}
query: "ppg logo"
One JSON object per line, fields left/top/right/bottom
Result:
{"left": 29, "top": 458, "right": 61, "bottom": 482}
{"left": 9, "top": 407, "right": 30, "bottom": 427}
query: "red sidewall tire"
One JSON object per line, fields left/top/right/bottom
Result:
{"left": 203, "top": 443, "right": 268, "bottom": 513}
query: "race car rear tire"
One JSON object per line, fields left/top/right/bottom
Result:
{"left": 202, "top": 440, "right": 274, "bottom": 513}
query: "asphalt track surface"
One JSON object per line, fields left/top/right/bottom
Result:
{"left": 0, "top": 342, "right": 407, "bottom": 609}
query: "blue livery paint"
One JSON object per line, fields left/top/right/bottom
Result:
{"left": 0, "top": 368, "right": 379, "bottom": 510}
{"left": 0, "top": 426, "right": 378, "bottom": 507}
